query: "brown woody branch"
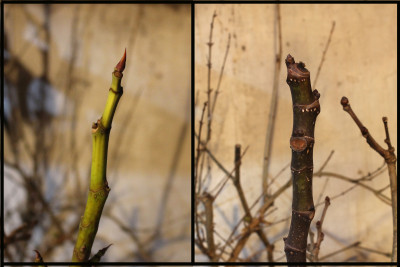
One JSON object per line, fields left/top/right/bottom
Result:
{"left": 341, "top": 96, "right": 397, "bottom": 262}
{"left": 228, "top": 144, "right": 274, "bottom": 262}
{"left": 202, "top": 193, "right": 217, "bottom": 261}
{"left": 262, "top": 3, "right": 283, "bottom": 204}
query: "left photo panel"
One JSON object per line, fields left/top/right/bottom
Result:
{"left": 3, "top": 3, "right": 191, "bottom": 262}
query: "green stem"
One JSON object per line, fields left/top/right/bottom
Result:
{"left": 284, "top": 54, "right": 319, "bottom": 263}
{"left": 71, "top": 50, "right": 126, "bottom": 263}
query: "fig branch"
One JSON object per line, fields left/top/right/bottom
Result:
{"left": 71, "top": 50, "right": 126, "bottom": 263}
{"left": 284, "top": 54, "right": 320, "bottom": 263}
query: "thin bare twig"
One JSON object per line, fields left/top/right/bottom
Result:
{"left": 258, "top": 178, "right": 292, "bottom": 217}
{"left": 314, "top": 151, "right": 335, "bottom": 204}
{"left": 341, "top": 97, "right": 397, "bottom": 262}
{"left": 217, "top": 178, "right": 292, "bottom": 261}
{"left": 206, "top": 11, "right": 217, "bottom": 143}
{"left": 310, "top": 196, "right": 331, "bottom": 262}
{"left": 211, "top": 145, "right": 249, "bottom": 199}
{"left": 202, "top": 193, "right": 217, "bottom": 261}
{"left": 230, "top": 144, "right": 274, "bottom": 262}
{"left": 4, "top": 222, "right": 36, "bottom": 248}
{"left": 262, "top": 4, "right": 283, "bottom": 203}
{"left": 313, "top": 21, "right": 336, "bottom": 89}
{"left": 341, "top": 97, "right": 386, "bottom": 157}
{"left": 268, "top": 162, "right": 290, "bottom": 188}
{"left": 233, "top": 145, "right": 250, "bottom": 218}
{"left": 356, "top": 245, "right": 391, "bottom": 258}
{"left": 154, "top": 91, "right": 190, "bottom": 239}
{"left": 195, "top": 11, "right": 234, "bottom": 262}
{"left": 319, "top": 241, "right": 360, "bottom": 261}
{"left": 316, "top": 150, "right": 335, "bottom": 174}
{"left": 105, "top": 213, "right": 152, "bottom": 261}
{"left": 195, "top": 102, "right": 207, "bottom": 194}
{"left": 211, "top": 33, "right": 231, "bottom": 115}
{"left": 314, "top": 164, "right": 390, "bottom": 205}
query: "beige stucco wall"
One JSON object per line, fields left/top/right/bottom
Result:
{"left": 4, "top": 4, "right": 190, "bottom": 262}
{"left": 195, "top": 4, "right": 396, "bottom": 262}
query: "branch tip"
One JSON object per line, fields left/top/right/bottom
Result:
{"left": 382, "top": 116, "right": 393, "bottom": 149}
{"left": 115, "top": 48, "right": 126, "bottom": 73}
{"left": 285, "top": 54, "right": 295, "bottom": 66}
{"left": 325, "top": 196, "right": 331, "bottom": 205}
{"left": 34, "top": 250, "right": 44, "bottom": 262}
{"left": 340, "top": 96, "right": 349, "bottom": 107}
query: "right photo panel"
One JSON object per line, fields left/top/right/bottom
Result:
{"left": 194, "top": 3, "right": 397, "bottom": 264}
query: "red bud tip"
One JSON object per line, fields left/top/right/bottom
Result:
{"left": 33, "top": 250, "right": 43, "bottom": 262}
{"left": 115, "top": 48, "right": 126, "bottom": 73}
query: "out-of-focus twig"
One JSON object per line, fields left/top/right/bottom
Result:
{"left": 206, "top": 11, "right": 217, "bottom": 143}
{"left": 195, "top": 102, "right": 207, "bottom": 194}
{"left": 211, "top": 33, "right": 231, "bottom": 115}
{"left": 154, "top": 91, "right": 190, "bottom": 239}
{"left": 262, "top": 3, "right": 283, "bottom": 204}
{"left": 309, "top": 196, "right": 331, "bottom": 262}
{"left": 34, "top": 250, "right": 47, "bottom": 267}
{"left": 313, "top": 21, "right": 335, "bottom": 89}
{"left": 319, "top": 241, "right": 360, "bottom": 261}
{"left": 105, "top": 212, "right": 152, "bottom": 261}
{"left": 356, "top": 245, "right": 392, "bottom": 258}
{"left": 228, "top": 144, "right": 274, "bottom": 262}
{"left": 202, "top": 193, "right": 217, "bottom": 261}
{"left": 4, "top": 221, "right": 36, "bottom": 248}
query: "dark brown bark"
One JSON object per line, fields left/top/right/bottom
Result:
{"left": 284, "top": 54, "right": 319, "bottom": 263}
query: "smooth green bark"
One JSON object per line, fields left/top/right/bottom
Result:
{"left": 71, "top": 53, "right": 125, "bottom": 263}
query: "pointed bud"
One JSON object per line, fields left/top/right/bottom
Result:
{"left": 115, "top": 48, "right": 126, "bottom": 73}
{"left": 34, "top": 250, "right": 44, "bottom": 263}
{"left": 285, "top": 54, "right": 295, "bottom": 67}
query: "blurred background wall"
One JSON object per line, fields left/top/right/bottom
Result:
{"left": 195, "top": 4, "right": 396, "bottom": 262}
{"left": 4, "top": 3, "right": 191, "bottom": 262}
